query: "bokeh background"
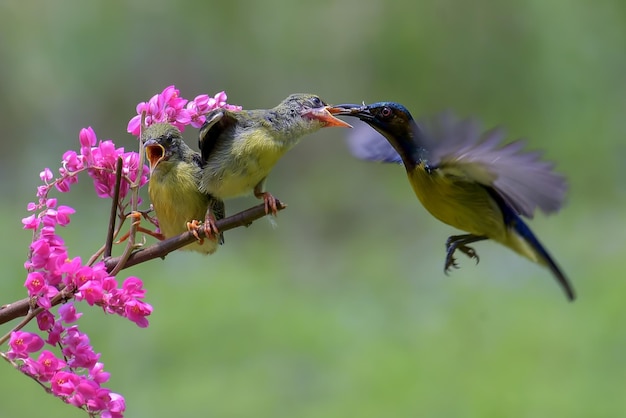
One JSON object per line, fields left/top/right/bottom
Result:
{"left": 1, "top": 1, "right": 625, "bottom": 417}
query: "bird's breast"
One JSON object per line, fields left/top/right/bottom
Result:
{"left": 201, "top": 130, "right": 288, "bottom": 198}
{"left": 148, "top": 162, "right": 216, "bottom": 253}
{"left": 408, "top": 163, "right": 505, "bottom": 239}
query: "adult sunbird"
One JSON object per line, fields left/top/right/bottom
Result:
{"left": 197, "top": 93, "right": 351, "bottom": 228}
{"left": 142, "top": 123, "right": 225, "bottom": 254}
{"left": 330, "top": 102, "right": 575, "bottom": 301}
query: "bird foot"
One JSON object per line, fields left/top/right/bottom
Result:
{"left": 187, "top": 220, "right": 205, "bottom": 245}
{"left": 186, "top": 216, "right": 220, "bottom": 245}
{"left": 126, "top": 208, "right": 159, "bottom": 228}
{"left": 117, "top": 211, "right": 164, "bottom": 242}
{"left": 256, "top": 191, "right": 278, "bottom": 216}
{"left": 443, "top": 235, "right": 483, "bottom": 274}
{"left": 204, "top": 211, "right": 220, "bottom": 242}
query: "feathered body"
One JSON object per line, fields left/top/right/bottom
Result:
{"left": 335, "top": 103, "right": 575, "bottom": 300}
{"left": 198, "top": 94, "right": 351, "bottom": 203}
{"left": 143, "top": 123, "right": 224, "bottom": 254}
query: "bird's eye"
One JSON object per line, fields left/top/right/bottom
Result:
{"left": 309, "top": 96, "right": 323, "bottom": 107}
{"left": 381, "top": 107, "right": 392, "bottom": 118}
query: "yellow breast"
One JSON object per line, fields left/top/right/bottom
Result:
{"left": 203, "top": 129, "right": 287, "bottom": 198}
{"left": 148, "top": 161, "right": 216, "bottom": 254}
{"left": 407, "top": 164, "right": 505, "bottom": 239}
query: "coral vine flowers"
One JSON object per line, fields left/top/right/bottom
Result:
{"left": 3, "top": 85, "right": 240, "bottom": 417}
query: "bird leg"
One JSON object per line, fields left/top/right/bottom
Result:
{"left": 203, "top": 206, "right": 220, "bottom": 241}
{"left": 186, "top": 219, "right": 205, "bottom": 244}
{"left": 186, "top": 207, "right": 221, "bottom": 245}
{"left": 444, "top": 234, "right": 488, "bottom": 274}
{"left": 253, "top": 181, "right": 278, "bottom": 216}
{"left": 118, "top": 211, "right": 165, "bottom": 242}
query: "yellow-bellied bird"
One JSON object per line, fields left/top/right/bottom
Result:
{"left": 143, "top": 123, "right": 224, "bottom": 254}
{"left": 197, "top": 94, "right": 351, "bottom": 223}
{"left": 331, "top": 102, "right": 575, "bottom": 300}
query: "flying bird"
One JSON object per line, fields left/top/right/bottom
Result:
{"left": 331, "top": 102, "right": 575, "bottom": 300}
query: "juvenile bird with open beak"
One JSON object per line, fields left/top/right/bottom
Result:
{"left": 143, "top": 123, "right": 224, "bottom": 254}
{"left": 197, "top": 93, "right": 351, "bottom": 230}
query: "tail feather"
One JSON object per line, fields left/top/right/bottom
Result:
{"left": 487, "top": 187, "right": 575, "bottom": 301}
{"left": 510, "top": 215, "right": 575, "bottom": 301}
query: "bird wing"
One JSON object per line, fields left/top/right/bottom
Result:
{"left": 421, "top": 112, "right": 567, "bottom": 218}
{"left": 198, "top": 109, "right": 239, "bottom": 161}
{"left": 346, "top": 120, "right": 403, "bottom": 164}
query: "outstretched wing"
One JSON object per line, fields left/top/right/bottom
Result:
{"left": 346, "top": 120, "right": 403, "bottom": 164}
{"left": 198, "top": 109, "right": 238, "bottom": 162}
{"left": 421, "top": 112, "right": 567, "bottom": 218}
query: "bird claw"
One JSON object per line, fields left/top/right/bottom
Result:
{"left": 204, "top": 212, "right": 220, "bottom": 242}
{"left": 444, "top": 255, "right": 460, "bottom": 275}
{"left": 186, "top": 220, "right": 205, "bottom": 245}
{"left": 126, "top": 211, "right": 143, "bottom": 227}
{"left": 258, "top": 192, "right": 278, "bottom": 216}
{"left": 443, "top": 237, "right": 481, "bottom": 274}
{"left": 457, "top": 244, "right": 480, "bottom": 265}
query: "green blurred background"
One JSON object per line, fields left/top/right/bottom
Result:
{"left": 1, "top": 0, "right": 625, "bottom": 417}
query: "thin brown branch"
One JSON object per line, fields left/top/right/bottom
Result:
{"left": 0, "top": 200, "right": 286, "bottom": 326}
{"left": 104, "top": 158, "right": 124, "bottom": 258}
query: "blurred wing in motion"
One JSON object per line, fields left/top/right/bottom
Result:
{"left": 419, "top": 112, "right": 568, "bottom": 218}
{"left": 346, "top": 120, "right": 403, "bottom": 164}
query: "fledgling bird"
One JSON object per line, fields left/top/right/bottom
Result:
{"left": 142, "top": 123, "right": 224, "bottom": 254}
{"left": 197, "top": 93, "right": 351, "bottom": 224}
{"left": 330, "top": 102, "right": 575, "bottom": 301}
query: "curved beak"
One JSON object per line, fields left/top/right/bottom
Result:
{"left": 144, "top": 139, "right": 165, "bottom": 174}
{"left": 326, "top": 104, "right": 374, "bottom": 122}
{"left": 301, "top": 106, "right": 352, "bottom": 128}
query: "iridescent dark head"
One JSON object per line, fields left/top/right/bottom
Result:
{"left": 329, "top": 102, "right": 423, "bottom": 164}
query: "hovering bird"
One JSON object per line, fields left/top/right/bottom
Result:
{"left": 197, "top": 93, "right": 351, "bottom": 227}
{"left": 143, "top": 123, "right": 224, "bottom": 254}
{"left": 330, "top": 102, "right": 575, "bottom": 300}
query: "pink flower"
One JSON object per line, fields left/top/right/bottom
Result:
{"left": 90, "top": 362, "right": 111, "bottom": 384}
{"left": 8, "top": 331, "right": 45, "bottom": 359}
{"left": 22, "top": 214, "right": 40, "bottom": 230}
{"left": 59, "top": 303, "right": 82, "bottom": 323}
{"left": 36, "top": 310, "right": 56, "bottom": 331}
{"left": 62, "top": 150, "right": 84, "bottom": 173}
{"left": 40, "top": 168, "right": 53, "bottom": 183}
{"left": 77, "top": 279, "right": 104, "bottom": 306}
{"left": 54, "top": 205, "right": 75, "bottom": 226}
{"left": 46, "top": 321, "right": 64, "bottom": 345}
{"left": 122, "top": 276, "right": 146, "bottom": 299}
{"left": 79, "top": 127, "right": 97, "bottom": 163}
{"left": 127, "top": 85, "right": 241, "bottom": 135}
{"left": 51, "top": 371, "right": 80, "bottom": 396}
{"left": 35, "top": 350, "right": 67, "bottom": 382}
{"left": 124, "top": 300, "right": 153, "bottom": 328}
{"left": 102, "top": 393, "right": 126, "bottom": 418}
{"left": 25, "top": 271, "right": 45, "bottom": 296}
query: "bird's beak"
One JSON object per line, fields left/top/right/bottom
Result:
{"left": 144, "top": 139, "right": 165, "bottom": 174}
{"left": 301, "top": 106, "right": 353, "bottom": 128}
{"left": 327, "top": 104, "right": 374, "bottom": 122}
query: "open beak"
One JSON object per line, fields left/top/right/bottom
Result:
{"left": 144, "top": 139, "right": 165, "bottom": 174}
{"left": 301, "top": 106, "right": 353, "bottom": 128}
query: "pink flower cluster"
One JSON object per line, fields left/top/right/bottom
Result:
{"left": 7, "top": 323, "right": 124, "bottom": 417}
{"left": 8, "top": 85, "right": 239, "bottom": 417}
{"left": 15, "top": 124, "right": 158, "bottom": 417}
{"left": 126, "top": 85, "right": 242, "bottom": 136}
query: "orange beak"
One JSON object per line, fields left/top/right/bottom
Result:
{"left": 301, "top": 106, "right": 352, "bottom": 128}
